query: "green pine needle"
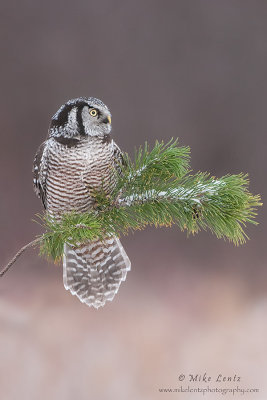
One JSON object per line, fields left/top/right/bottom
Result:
{"left": 36, "top": 139, "right": 262, "bottom": 261}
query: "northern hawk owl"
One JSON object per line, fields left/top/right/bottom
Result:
{"left": 33, "top": 97, "right": 131, "bottom": 308}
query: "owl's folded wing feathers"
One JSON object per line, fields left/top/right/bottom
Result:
{"left": 33, "top": 141, "right": 49, "bottom": 209}
{"left": 112, "top": 140, "right": 127, "bottom": 176}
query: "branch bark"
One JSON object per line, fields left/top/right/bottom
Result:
{"left": 0, "top": 237, "right": 41, "bottom": 277}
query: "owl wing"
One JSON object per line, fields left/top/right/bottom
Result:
{"left": 33, "top": 141, "right": 49, "bottom": 209}
{"left": 112, "top": 140, "right": 127, "bottom": 176}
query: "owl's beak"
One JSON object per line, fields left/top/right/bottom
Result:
{"left": 107, "top": 115, "right": 111, "bottom": 124}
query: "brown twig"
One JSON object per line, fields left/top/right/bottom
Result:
{"left": 0, "top": 237, "right": 42, "bottom": 277}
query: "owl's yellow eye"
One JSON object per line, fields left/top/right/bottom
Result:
{"left": 89, "top": 108, "right": 98, "bottom": 117}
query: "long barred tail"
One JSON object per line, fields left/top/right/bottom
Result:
{"left": 63, "top": 237, "right": 131, "bottom": 308}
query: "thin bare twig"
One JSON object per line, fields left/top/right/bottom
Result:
{"left": 0, "top": 237, "right": 42, "bottom": 277}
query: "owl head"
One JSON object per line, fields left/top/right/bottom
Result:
{"left": 49, "top": 97, "right": 112, "bottom": 140}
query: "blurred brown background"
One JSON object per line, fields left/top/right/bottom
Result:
{"left": 0, "top": 1, "right": 266, "bottom": 399}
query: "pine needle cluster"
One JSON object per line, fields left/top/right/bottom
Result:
{"left": 38, "top": 139, "right": 262, "bottom": 261}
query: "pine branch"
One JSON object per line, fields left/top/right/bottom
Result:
{"left": 114, "top": 139, "right": 190, "bottom": 198}
{"left": 37, "top": 140, "right": 262, "bottom": 261}
{"left": 1, "top": 139, "right": 262, "bottom": 271}
{"left": 0, "top": 238, "right": 41, "bottom": 277}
